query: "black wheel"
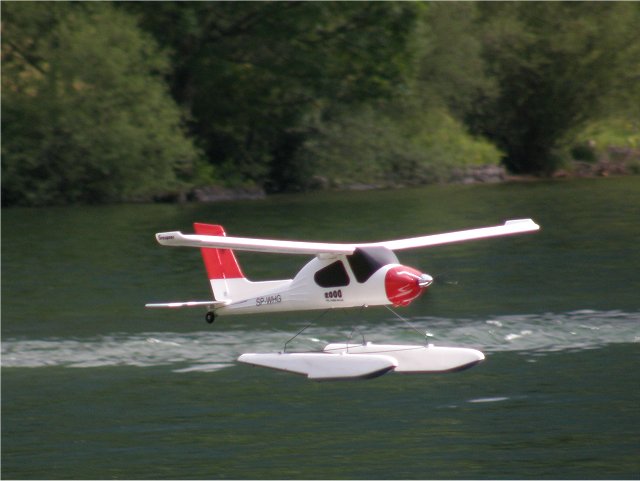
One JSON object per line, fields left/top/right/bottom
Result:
{"left": 205, "top": 311, "right": 215, "bottom": 324}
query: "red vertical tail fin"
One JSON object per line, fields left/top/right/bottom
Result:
{"left": 192, "top": 223, "right": 292, "bottom": 306}
{"left": 193, "top": 223, "right": 244, "bottom": 281}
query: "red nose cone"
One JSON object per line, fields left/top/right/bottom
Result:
{"left": 385, "top": 266, "right": 427, "bottom": 307}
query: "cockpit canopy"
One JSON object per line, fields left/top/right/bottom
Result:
{"left": 313, "top": 246, "right": 399, "bottom": 288}
{"left": 347, "top": 247, "right": 399, "bottom": 283}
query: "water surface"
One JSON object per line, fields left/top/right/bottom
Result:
{"left": 2, "top": 177, "right": 639, "bottom": 479}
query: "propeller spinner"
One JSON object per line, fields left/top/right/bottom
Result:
{"left": 385, "top": 266, "right": 433, "bottom": 307}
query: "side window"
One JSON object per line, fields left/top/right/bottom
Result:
{"left": 314, "top": 261, "right": 350, "bottom": 288}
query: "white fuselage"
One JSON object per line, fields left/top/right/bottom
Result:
{"left": 213, "top": 256, "right": 396, "bottom": 316}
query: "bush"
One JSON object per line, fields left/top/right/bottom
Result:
{"left": 297, "top": 103, "right": 501, "bottom": 188}
{"left": 2, "top": 3, "right": 203, "bottom": 206}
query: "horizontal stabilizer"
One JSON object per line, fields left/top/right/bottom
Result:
{"left": 145, "top": 300, "right": 226, "bottom": 309}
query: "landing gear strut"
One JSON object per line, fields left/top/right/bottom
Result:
{"left": 205, "top": 311, "right": 216, "bottom": 324}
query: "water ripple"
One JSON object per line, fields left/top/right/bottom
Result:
{"left": 2, "top": 310, "right": 638, "bottom": 371}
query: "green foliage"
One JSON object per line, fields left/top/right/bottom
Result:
{"left": 579, "top": 119, "right": 640, "bottom": 152}
{"left": 126, "top": 2, "right": 419, "bottom": 192}
{"left": 570, "top": 118, "right": 640, "bottom": 170}
{"left": 470, "top": 2, "right": 640, "bottom": 175}
{"left": 298, "top": 102, "right": 501, "bottom": 188}
{"left": 409, "top": 2, "right": 496, "bottom": 121}
{"left": 2, "top": 3, "right": 203, "bottom": 206}
{"left": 3, "top": 2, "right": 639, "bottom": 206}
{"left": 295, "top": 3, "right": 501, "bottom": 188}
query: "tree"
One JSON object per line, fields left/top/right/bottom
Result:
{"left": 470, "top": 2, "right": 640, "bottom": 175}
{"left": 409, "top": 2, "right": 496, "bottom": 122}
{"left": 2, "top": 2, "right": 203, "bottom": 206}
{"left": 126, "top": 2, "right": 419, "bottom": 191}
{"left": 293, "top": 3, "right": 501, "bottom": 188}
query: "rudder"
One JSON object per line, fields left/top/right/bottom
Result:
{"left": 192, "top": 223, "right": 293, "bottom": 308}
{"left": 193, "top": 223, "right": 244, "bottom": 301}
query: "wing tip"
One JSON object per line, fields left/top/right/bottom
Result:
{"left": 505, "top": 218, "right": 540, "bottom": 231}
{"left": 155, "top": 231, "right": 185, "bottom": 245}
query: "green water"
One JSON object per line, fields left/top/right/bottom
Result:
{"left": 2, "top": 177, "right": 639, "bottom": 479}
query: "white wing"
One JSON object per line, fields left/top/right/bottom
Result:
{"left": 155, "top": 231, "right": 356, "bottom": 255}
{"left": 369, "top": 218, "right": 540, "bottom": 251}
{"left": 155, "top": 219, "right": 539, "bottom": 255}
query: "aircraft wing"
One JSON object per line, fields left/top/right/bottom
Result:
{"left": 155, "top": 219, "right": 539, "bottom": 255}
{"left": 156, "top": 231, "right": 356, "bottom": 255}
{"left": 368, "top": 218, "right": 540, "bottom": 251}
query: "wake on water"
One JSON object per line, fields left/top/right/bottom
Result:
{"left": 2, "top": 310, "right": 638, "bottom": 372}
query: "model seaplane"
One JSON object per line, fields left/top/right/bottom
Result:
{"left": 147, "top": 219, "right": 539, "bottom": 380}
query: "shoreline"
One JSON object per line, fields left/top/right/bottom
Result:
{"left": 3, "top": 159, "right": 636, "bottom": 208}
{"left": 178, "top": 158, "right": 638, "bottom": 204}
